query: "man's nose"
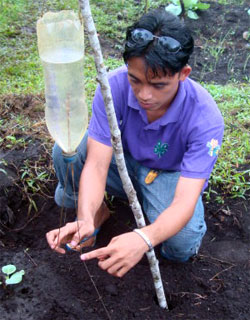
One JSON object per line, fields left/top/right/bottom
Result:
{"left": 138, "top": 85, "right": 152, "bottom": 101}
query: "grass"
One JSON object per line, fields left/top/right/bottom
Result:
{"left": 0, "top": 0, "right": 249, "bottom": 202}
{"left": 203, "top": 83, "right": 250, "bottom": 201}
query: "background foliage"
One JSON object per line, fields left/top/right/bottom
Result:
{"left": 0, "top": 0, "right": 249, "bottom": 201}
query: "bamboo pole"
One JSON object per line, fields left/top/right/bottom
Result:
{"left": 78, "top": 0, "right": 168, "bottom": 310}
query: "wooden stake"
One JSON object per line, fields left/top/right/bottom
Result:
{"left": 78, "top": 0, "right": 168, "bottom": 309}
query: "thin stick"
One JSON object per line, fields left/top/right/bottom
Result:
{"left": 71, "top": 164, "right": 112, "bottom": 320}
{"left": 82, "top": 261, "right": 112, "bottom": 320}
{"left": 78, "top": 0, "right": 168, "bottom": 309}
{"left": 209, "top": 265, "right": 235, "bottom": 281}
{"left": 180, "top": 0, "right": 185, "bottom": 19}
{"left": 24, "top": 249, "right": 38, "bottom": 267}
{"left": 199, "top": 254, "right": 236, "bottom": 266}
{"left": 66, "top": 94, "right": 71, "bottom": 153}
{"left": 56, "top": 163, "right": 70, "bottom": 248}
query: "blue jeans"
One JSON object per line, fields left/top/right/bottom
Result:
{"left": 53, "top": 132, "right": 207, "bottom": 262}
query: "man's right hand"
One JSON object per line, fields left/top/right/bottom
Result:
{"left": 46, "top": 220, "right": 95, "bottom": 254}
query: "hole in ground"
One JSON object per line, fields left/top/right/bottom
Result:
{"left": 153, "top": 294, "right": 180, "bottom": 310}
{"left": 20, "top": 287, "right": 29, "bottom": 294}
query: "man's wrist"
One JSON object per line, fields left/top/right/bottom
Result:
{"left": 133, "top": 228, "right": 153, "bottom": 251}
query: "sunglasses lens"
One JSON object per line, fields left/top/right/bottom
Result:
{"left": 131, "top": 29, "right": 153, "bottom": 44}
{"left": 128, "top": 29, "right": 182, "bottom": 53}
{"left": 158, "top": 37, "right": 181, "bottom": 52}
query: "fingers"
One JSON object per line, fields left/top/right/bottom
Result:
{"left": 46, "top": 229, "right": 66, "bottom": 254}
{"left": 53, "top": 245, "right": 66, "bottom": 254}
{"left": 46, "top": 228, "right": 59, "bottom": 249}
{"left": 59, "top": 222, "right": 81, "bottom": 244}
{"left": 80, "top": 247, "right": 109, "bottom": 261}
{"left": 115, "top": 267, "right": 127, "bottom": 278}
{"left": 46, "top": 221, "right": 94, "bottom": 254}
{"left": 100, "top": 260, "right": 125, "bottom": 277}
{"left": 80, "top": 232, "right": 147, "bottom": 277}
{"left": 97, "top": 254, "right": 129, "bottom": 278}
{"left": 69, "top": 223, "right": 94, "bottom": 248}
{"left": 80, "top": 246, "right": 129, "bottom": 277}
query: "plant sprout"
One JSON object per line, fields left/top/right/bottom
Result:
{"left": 165, "top": 0, "right": 210, "bottom": 20}
{"left": 1, "top": 264, "right": 25, "bottom": 285}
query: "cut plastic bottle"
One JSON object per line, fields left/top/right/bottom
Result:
{"left": 37, "top": 11, "right": 88, "bottom": 158}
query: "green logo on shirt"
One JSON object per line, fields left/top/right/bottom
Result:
{"left": 154, "top": 141, "right": 169, "bottom": 158}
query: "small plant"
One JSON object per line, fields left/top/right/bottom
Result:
{"left": 0, "top": 159, "right": 8, "bottom": 175}
{"left": 5, "top": 135, "right": 26, "bottom": 149}
{"left": 0, "top": 264, "right": 25, "bottom": 286}
{"left": 165, "top": 0, "right": 210, "bottom": 20}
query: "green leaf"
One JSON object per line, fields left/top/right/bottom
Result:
{"left": 187, "top": 9, "right": 199, "bottom": 19}
{"left": 0, "top": 168, "right": 7, "bottom": 175}
{"left": 2, "top": 264, "right": 16, "bottom": 275}
{"left": 196, "top": 3, "right": 210, "bottom": 10}
{"left": 21, "top": 171, "right": 28, "bottom": 179}
{"left": 169, "top": 0, "right": 180, "bottom": 5}
{"left": 184, "top": 0, "right": 198, "bottom": 9}
{"left": 6, "top": 270, "right": 25, "bottom": 285}
{"left": 165, "top": 4, "right": 182, "bottom": 16}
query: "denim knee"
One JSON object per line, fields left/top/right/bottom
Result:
{"left": 160, "top": 213, "right": 207, "bottom": 262}
{"left": 52, "top": 133, "right": 88, "bottom": 208}
{"left": 161, "top": 235, "right": 204, "bottom": 262}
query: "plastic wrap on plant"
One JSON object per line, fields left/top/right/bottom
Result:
{"left": 37, "top": 11, "right": 88, "bottom": 155}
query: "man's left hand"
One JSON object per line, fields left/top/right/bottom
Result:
{"left": 80, "top": 231, "right": 149, "bottom": 277}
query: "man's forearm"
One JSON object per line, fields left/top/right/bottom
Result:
{"left": 141, "top": 176, "right": 205, "bottom": 248}
{"left": 142, "top": 201, "right": 195, "bottom": 247}
{"left": 77, "top": 162, "right": 108, "bottom": 222}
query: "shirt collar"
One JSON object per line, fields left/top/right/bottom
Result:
{"left": 128, "top": 80, "right": 187, "bottom": 128}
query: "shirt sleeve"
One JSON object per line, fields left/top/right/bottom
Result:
{"left": 88, "top": 84, "right": 112, "bottom": 146}
{"left": 88, "top": 70, "right": 127, "bottom": 146}
{"left": 180, "top": 107, "right": 224, "bottom": 180}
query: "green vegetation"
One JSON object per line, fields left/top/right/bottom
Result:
{"left": 204, "top": 83, "right": 250, "bottom": 201}
{"left": 0, "top": 0, "right": 128, "bottom": 98}
{"left": 0, "top": 265, "right": 25, "bottom": 286}
{"left": 165, "top": 0, "right": 210, "bottom": 20}
{"left": 0, "top": 0, "right": 249, "bottom": 201}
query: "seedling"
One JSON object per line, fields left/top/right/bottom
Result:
{"left": 0, "top": 264, "right": 25, "bottom": 286}
{"left": 165, "top": 0, "right": 210, "bottom": 20}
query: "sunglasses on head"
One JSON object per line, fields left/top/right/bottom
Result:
{"left": 127, "top": 28, "right": 182, "bottom": 53}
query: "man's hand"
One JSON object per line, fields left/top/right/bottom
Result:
{"left": 46, "top": 220, "right": 95, "bottom": 254}
{"left": 80, "top": 231, "right": 149, "bottom": 277}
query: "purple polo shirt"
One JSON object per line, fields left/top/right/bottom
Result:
{"left": 88, "top": 66, "right": 224, "bottom": 185}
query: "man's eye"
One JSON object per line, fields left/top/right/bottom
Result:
{"left": 153, "top": 84, "right": 165, "bottom": 89}
{"left": 130, "top": 78, "right": 139, "bottom": 84}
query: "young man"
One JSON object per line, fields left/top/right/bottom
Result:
{"left": 46, "top": 9, "right": 224, "bottom": 277}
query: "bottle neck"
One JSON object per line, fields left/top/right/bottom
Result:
{"left": 62, "top": 151, "right": 77, "bottom": 163}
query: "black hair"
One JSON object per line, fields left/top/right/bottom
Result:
{"left": 123, "top": 9, "right": 194, "bottom": 76}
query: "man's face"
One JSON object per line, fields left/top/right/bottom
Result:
{"left": 127, "top": 57, "right": 191, "bottom": 117}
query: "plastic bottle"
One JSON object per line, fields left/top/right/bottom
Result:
{"left": 37, "top": 11, "right": 88, "bottom": 157}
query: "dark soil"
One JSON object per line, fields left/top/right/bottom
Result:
{"left": 0, "top": 164, "right": 250, "bottom": 320}
{"left": 0, "top": 1, "right": 250, "bottom": 320}
{"left": 185, "top": 1, "right": 250, "bottom": 84}
{"left": 101, "top": 1, "right": 250, "bottom": 84}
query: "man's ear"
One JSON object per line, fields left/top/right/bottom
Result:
{"left": 179, "top": 65, "right": 192, "bottom": 81}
